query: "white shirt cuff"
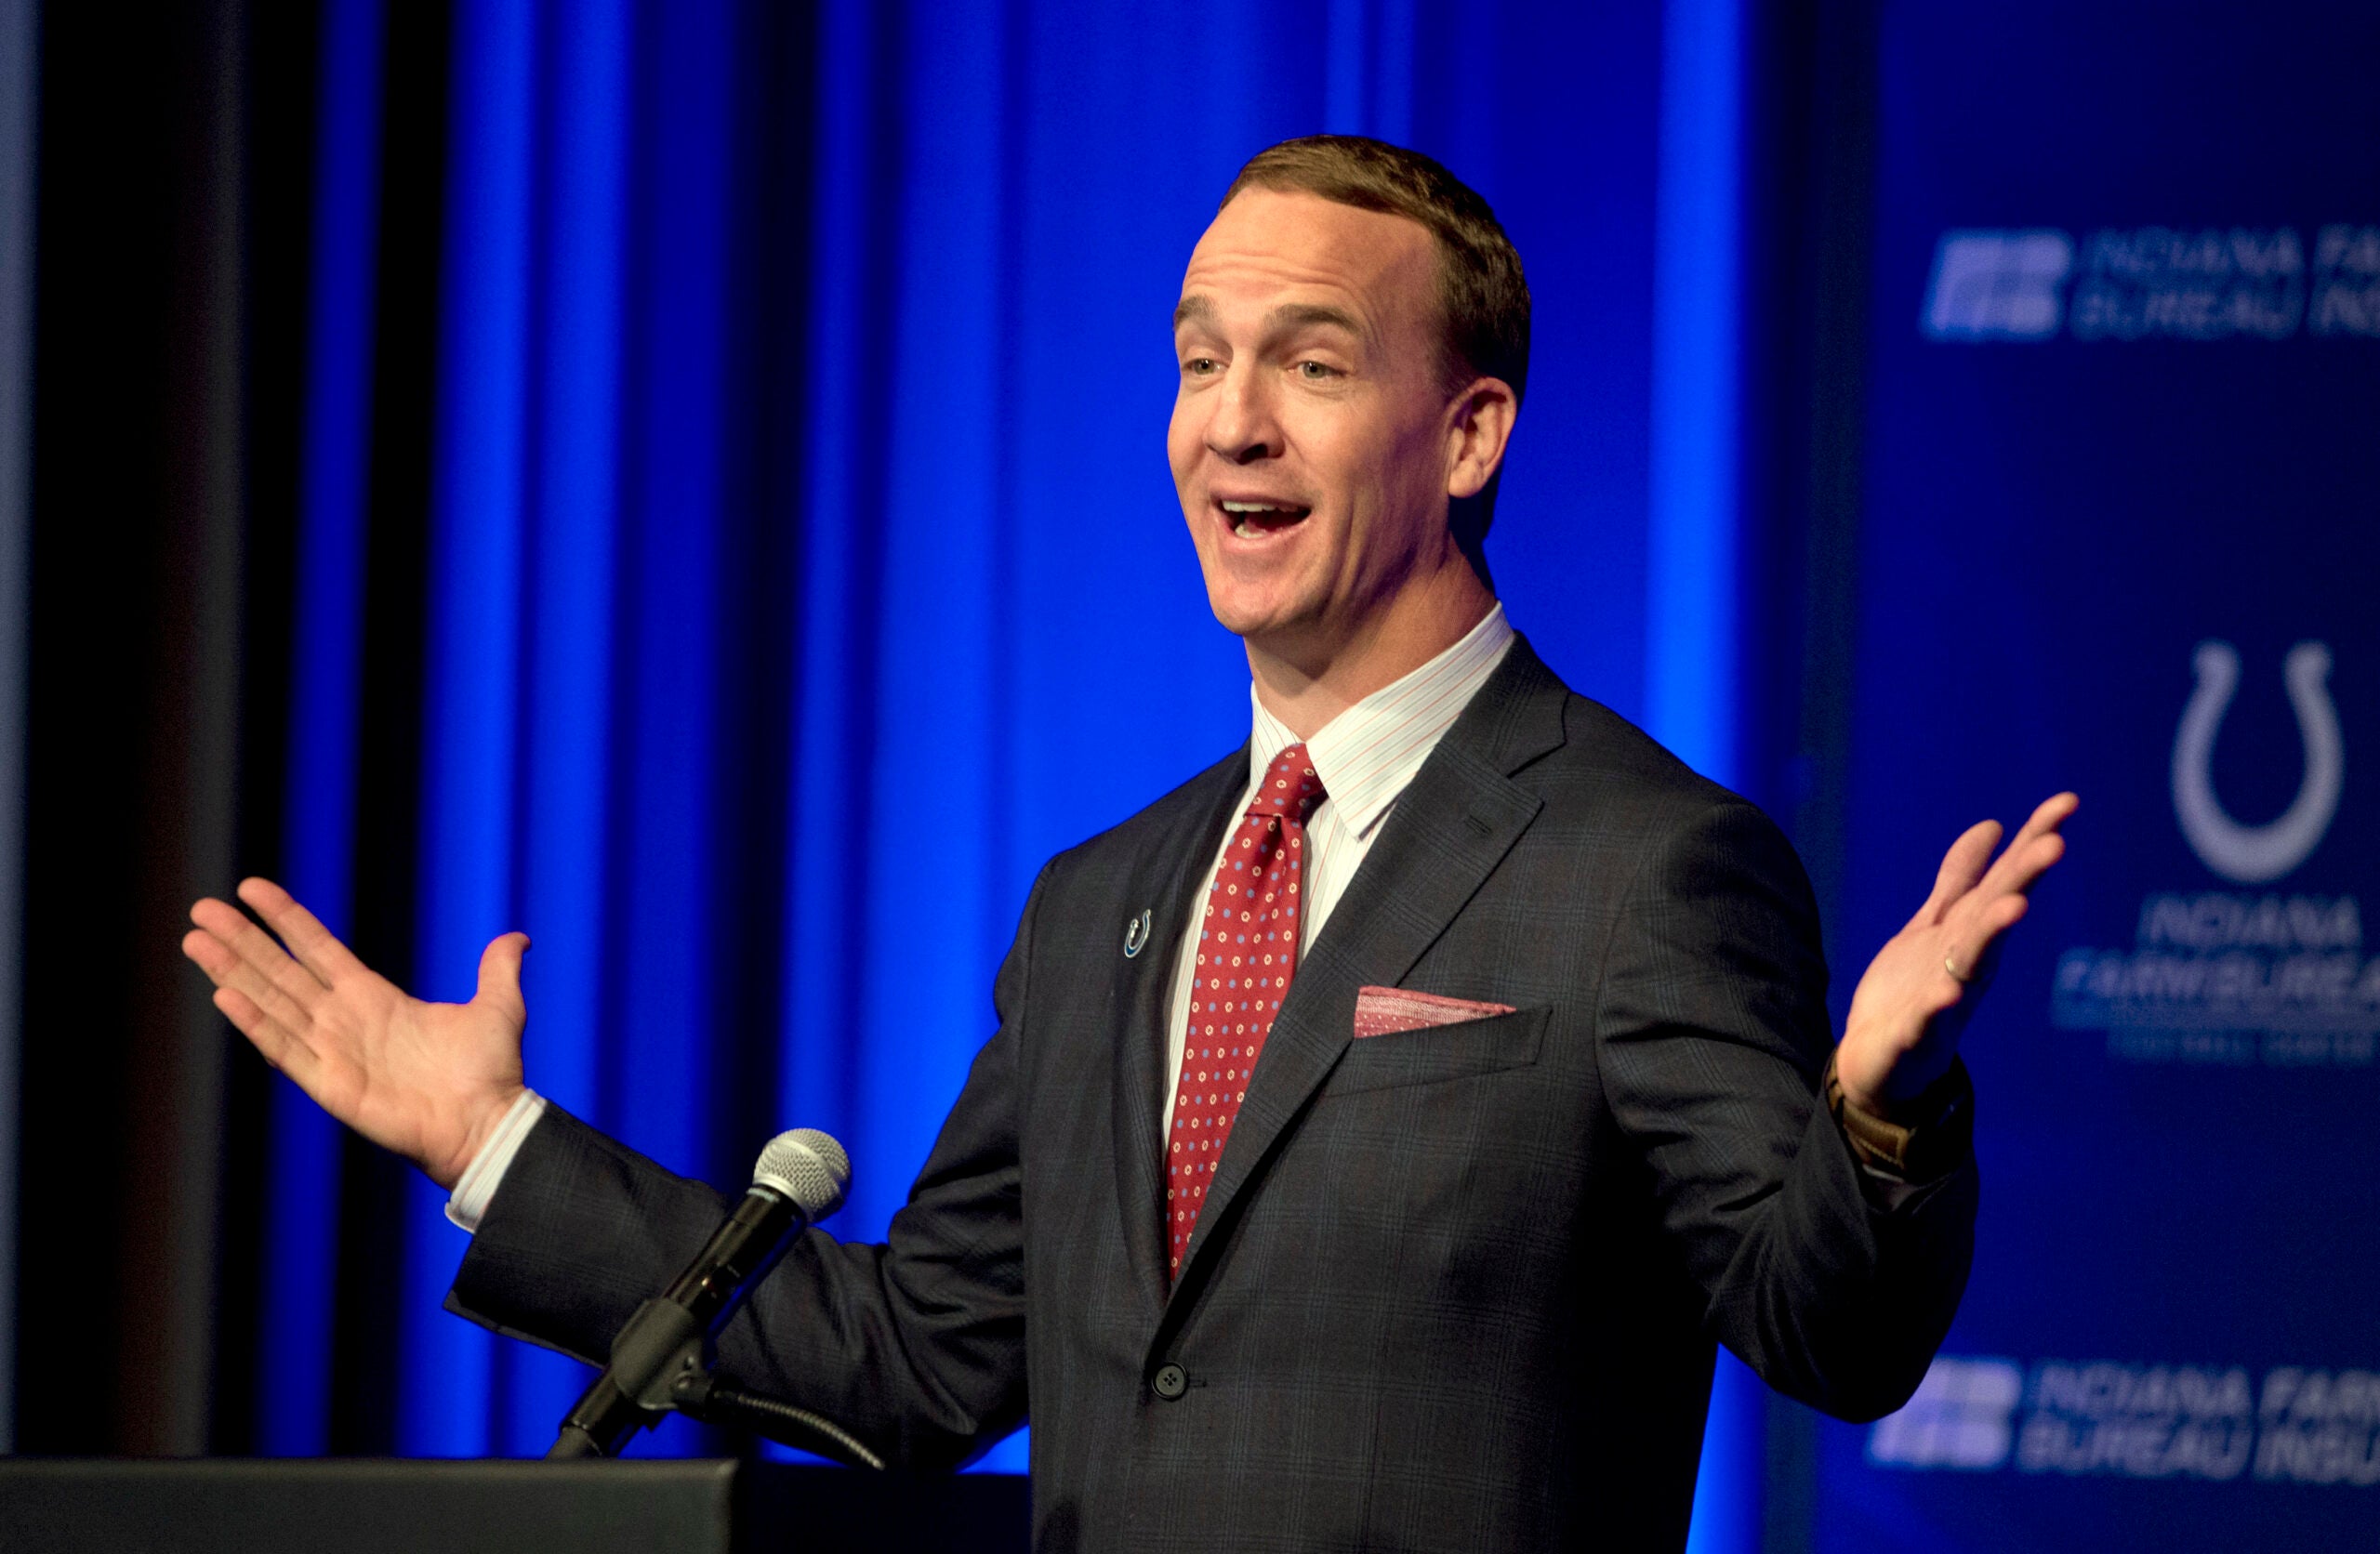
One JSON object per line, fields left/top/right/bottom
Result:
{"left": 444, "top": 1088, "right": 549, "bottom": 1232}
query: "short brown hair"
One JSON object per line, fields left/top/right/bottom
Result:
{"left": 1223, "top": 136, "right": 1530, "bottom": 560}
{"left": 1224, "top": 136, "right": 1530, "bottom": 403}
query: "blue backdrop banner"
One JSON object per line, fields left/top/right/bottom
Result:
{"left": 1818, "top": 4, "right": 2380, "bottom": 1548}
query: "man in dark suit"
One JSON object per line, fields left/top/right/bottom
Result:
{"left": 185, "top": 137, "right": 2074, "bottom": 1549}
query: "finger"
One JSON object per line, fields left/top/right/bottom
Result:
{"left": 209, "top": 984, "right": 322, "bottom": 1089}
{"left": 235, "top": 876, "right": 373, "bottom": 988}
{"left": 1946, "top": 893, "right": 2031, "bottom": 983}
{"left": 1910, "top": 820, "right": 2003, "bottom": 929}
{"left": 183, "top": 926, "right": 324, "bottom": 1038}
{"left": 1976, "top": 792, "right": 2080, "bottom": 895}
{"left": 474, "top": 932, "right": 531, "bottom": 1024}
{"left": 190, "top": 896, "right": 334, "bottom": 1011}
{"left": 2019, "top": 789, "right": 2081, "bottom": 837}
{"left": 1972, "top": 826, "right": 2070, "bottom": 908}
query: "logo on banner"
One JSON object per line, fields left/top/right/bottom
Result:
{"left": 1923, "top": 225, "right": 2380, "bottom": 341}
{"left": 1924, "top": 231, "right": 2074, "bottom": 340}
{"left": 2174, "top": 641, "right": 2343, "bottom": 885}
{"left": 1871, "top": 1356, "right": 2380, "bottom": 1488}
{"left": 2053, "top": 640, "right": 2377, "bottom": 1066}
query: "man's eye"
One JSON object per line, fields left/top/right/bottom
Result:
{"left": 1296, "top": 361, "right": 1339, "bottom": 380}
{"left": 1183, "top": 357, "right": 1220, "bottom": 375}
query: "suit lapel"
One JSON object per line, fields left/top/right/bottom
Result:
{"left": 1166, "top": 637, "right": 1570, "bottom": 1308}
{"left": 1110, "top": 747, "right": 1250, "bottom": 1314}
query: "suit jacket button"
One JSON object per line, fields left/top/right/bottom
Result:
{"left": 1150, "top": 1363, "right": 1188, "bottom": 1401}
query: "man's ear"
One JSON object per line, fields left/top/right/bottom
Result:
{"left": 1444, "top": 377, "right": 1517, "bottom": 589}
{"left": 1445, "top": 376, "right": 1518, "bottom": 502}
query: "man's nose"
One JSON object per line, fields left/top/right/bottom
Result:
{"left": 1206, "top": 366, "right": 1280, "bottom": 464}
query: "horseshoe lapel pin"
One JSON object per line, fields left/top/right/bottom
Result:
{"left": 1123, "top": 908, "right": 1153, "bottom": 958}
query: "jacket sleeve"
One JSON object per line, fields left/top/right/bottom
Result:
{"left": 445, "top": 864, "right": 1051, "bottom": 1468}
{"left": 1593, "top": 798, "right": 1977, "bottom": 1423}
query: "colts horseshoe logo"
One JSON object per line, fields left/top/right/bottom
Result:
{"left": 1123, "top": 908, "right": 1153, "bottom": 958}
{"left": 2171, "top": 640, "right": 2343, "bottom": 885}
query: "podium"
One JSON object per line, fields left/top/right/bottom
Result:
{"left": 0, "top": 1458, "right": 1030, "bottom": 1554}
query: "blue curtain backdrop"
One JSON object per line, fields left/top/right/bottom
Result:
{"left": 258, "top": 0, "right": 1763, "bottom": 1514}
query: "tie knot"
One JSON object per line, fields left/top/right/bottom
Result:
{"left": 1247, "top": 742, "right": 1325, "bottom": 820}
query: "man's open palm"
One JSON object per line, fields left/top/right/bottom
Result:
{"left": 182, "top": 878, "right": 528, "bottom": 1190}
{"left": 1837, "top": 791, "right": 2080, "bottom": 1116}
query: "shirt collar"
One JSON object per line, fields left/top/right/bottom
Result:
{"left": 1246, "top": 602, "right": 1515, "bottom": 838}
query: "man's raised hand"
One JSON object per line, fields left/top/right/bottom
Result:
{"left": 181, "top": 878, "right": 529, "bottom": 1190}
{"left": 1837, "top": 792, "right": 2080, "bottom": 1118}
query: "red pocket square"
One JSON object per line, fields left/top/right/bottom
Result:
{"left": 1353, "top": 985, "right": 1518, "bottom": 1038}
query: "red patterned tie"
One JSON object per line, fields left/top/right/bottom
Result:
{"left": 1167, "top": 742, "right": 1325, "bottom": 1282}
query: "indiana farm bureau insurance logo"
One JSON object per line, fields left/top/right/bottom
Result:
{"left": 2050, "top": 641, "right": 2379, "bottom": 1067}
{"left": 1922, "top": 226, "right": 2380, "bottom": 341}
{"left": 1871, "top": 1354, "right": 2380, "bottom": 1487}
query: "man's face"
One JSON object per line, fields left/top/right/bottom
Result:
{"left": 1170, "top": 189, "right": 1469, "bottom": 658}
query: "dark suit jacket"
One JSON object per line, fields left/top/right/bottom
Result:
{"left": 450, "top": 636, "right": 1976, "bottom": 1551}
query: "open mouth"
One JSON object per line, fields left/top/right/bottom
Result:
{"left": 1217, "top": 498, "right": 1312, "bottom": 538}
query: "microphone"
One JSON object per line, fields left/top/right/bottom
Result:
{"left": 547, "top": 1128, "right": 852, "bottom": 1460}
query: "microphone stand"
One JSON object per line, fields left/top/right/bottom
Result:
{"left": 543, "top": 1294, "right": 704, "bottom": 1460}
{"left": 544, "top": 1294, "right": 882, "bottom": 1468}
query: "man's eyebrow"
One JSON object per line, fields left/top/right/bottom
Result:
{"left": 1170, "top": 296, "right": 1368, "bottom": 339}
{"left": 1266, "top": 302, "right": 1363, "bottom": 336}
